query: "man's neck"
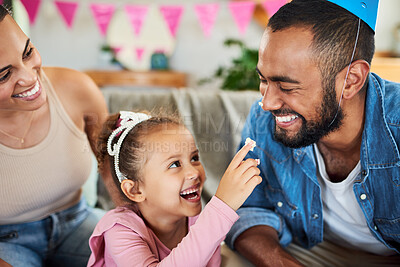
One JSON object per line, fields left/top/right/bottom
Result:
{"left": 316, "top": 96, "right": 366, "bottom": 182}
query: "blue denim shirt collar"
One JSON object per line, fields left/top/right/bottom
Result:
{"left": 361, "top": 73, "right": 400, "bottom": 170}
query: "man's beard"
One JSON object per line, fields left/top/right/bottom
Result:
{"left": 273, "top": 78, "right": 344, "bottom": 148}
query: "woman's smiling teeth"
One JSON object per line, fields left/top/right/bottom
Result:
{"left": 12, "top": 81, "right": 40, "bottom": 98}
{"left": 275, "top": 114, "right": 298, "bottom": 123}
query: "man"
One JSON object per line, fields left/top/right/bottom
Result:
{"left": 226, "top": 0, "right": 400, "bottom": 266}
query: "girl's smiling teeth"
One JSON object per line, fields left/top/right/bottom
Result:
{"left": 180, "top": 184, "right": 201, "bottom": 201}
{"left": 275, "top": 114, "right": 298, "bottom": 123}
{"left": 12, "top": 81, "right": 40, "bottom": 98}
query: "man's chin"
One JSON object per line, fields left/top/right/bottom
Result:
{"left": 274, "top": 136, "right": 306, "bottom": 148}
{"left": 274, "top": 129, "right": 318, "bottom": 149}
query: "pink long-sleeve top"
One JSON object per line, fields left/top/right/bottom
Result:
{"left": 88, "top": 196, "right": 239, "bottom": 267}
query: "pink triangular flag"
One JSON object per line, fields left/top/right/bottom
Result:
{"left": 54, "top": 1, "right": 79, "bottom": 29}
{"left": 262, "top": 0, "right": 287, "bottom": 17}
{"left": 135, "top": 48, "right": 145, "bottom": 61}
{"left": 124, "top": 5, "right": 149, "bottom": 37}
{"left": 90, "top": 3, "right": 116, "bottom": 37}
{"left": 111, "top": 46, "right": 122, "bottom": 56}
{"left": 0, "top": 1, "right": 3, "bottom": 5}
{"left": 194, "top": 3, "right": 219, "bottom": 38}
{"left": 228, "top": 1, "right": 256, "bottom": 35}
{"left": 20, "top": 0, "right": 41, "bottom": 25}
{"left": 159, "top": 5, "right": 184, "bottom": 38}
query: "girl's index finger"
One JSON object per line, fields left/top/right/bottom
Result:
{"left": 229, "top": 140, "right": 256, "bottom": 169}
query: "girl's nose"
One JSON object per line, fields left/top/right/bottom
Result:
{"left": 185, "top": 166, "right": 199, "bottom": 180}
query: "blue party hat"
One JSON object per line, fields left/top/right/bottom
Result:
{"left": 326, "top": 0, "right": 379, "bottom": 31}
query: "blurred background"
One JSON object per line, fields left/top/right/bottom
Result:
{"left": 6, "top": 0, "right": 400, "bottom": 90}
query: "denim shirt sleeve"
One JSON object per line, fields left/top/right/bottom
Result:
{"left": 225, "top": 101, "right": 293, "bottom": 249}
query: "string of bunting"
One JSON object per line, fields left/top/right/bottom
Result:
{"left": 16, "top": 0, "right": 287, "bottom": 39}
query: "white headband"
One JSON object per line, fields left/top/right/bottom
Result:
{"left": 107, "top": 111, "right": 151, "bottom": 182}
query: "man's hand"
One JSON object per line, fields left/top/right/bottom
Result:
{"left": 235, "top": 225, "right": 304, "bottom": 267}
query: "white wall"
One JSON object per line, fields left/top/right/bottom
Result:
{"left": 15, "top": 0, "right": 400, "bottom": 89}
{"left": 375, "top": 0, "right": 400, "bottom": 52}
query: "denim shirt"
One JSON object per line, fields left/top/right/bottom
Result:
{"left": 226, "top": 73, "right": 400, "bottom": 254}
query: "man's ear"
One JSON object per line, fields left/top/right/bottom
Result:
{"left": 120, "top": 179, "right": 145, "bottom": 203}
{"left": 341, "top": 59, "right": 370, "bottom": 99}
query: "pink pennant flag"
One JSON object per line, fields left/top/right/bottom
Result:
{"left": 194, "top": 3, "right": 219, "bottom": 38}
{"left": 54, "top": 1, "right": 79, "bottom": 29}
{"left": 262, "top": 0, "right": 287, "bottom": 17}
{"left": 111, "top": 46, "right": 122, "bottom": 56}
{"left": 0, "top": 1, "right": 3, "bottom": 6}
{"left": 135, "top": 48, "right": 145, "bottom": 61}
{"left": 124, "top": 5, "right": 149, "bottom": 37}
{"left": 90, "top": 3, "right": 116, "bottom": 37}
{"left": 20, "top": 0, "right": 41, "bottom": 25}
{"left": 228, "top": 1, "right": 256, "bottom": 35}
{"left": 159, "top": 5, "right": 184, "bottom": 38}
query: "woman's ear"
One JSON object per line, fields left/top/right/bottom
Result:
{"left": 120, "top": 179, "right": 145, "bottom": 203}
{"left": 342, "top": 59, "right": 370, "bottom": 99}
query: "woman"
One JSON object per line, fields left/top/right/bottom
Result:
{"left": 0, "top": 5, "right": 110, "bottom": 266}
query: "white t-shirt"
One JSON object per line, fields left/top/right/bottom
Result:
{"left": 313, "top": 144, "right": 395, "bottom": 256}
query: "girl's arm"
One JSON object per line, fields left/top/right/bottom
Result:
{"left": 102, "top": 196, "right": 238, "bottom": 267}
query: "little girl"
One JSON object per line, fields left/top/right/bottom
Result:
{"left": 88, "top": 111, "right": 261, "bottom": 266}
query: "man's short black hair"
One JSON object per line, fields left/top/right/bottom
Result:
{"left": 268, "top": 0, "right": 375, "bottom": 84}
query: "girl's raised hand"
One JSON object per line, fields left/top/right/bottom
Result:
{"left": 215, "top": 141, "right": 262, "bottom": 211}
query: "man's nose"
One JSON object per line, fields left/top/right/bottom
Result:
{"left": 259, "top": 82, "right": 283, "bottom": 111}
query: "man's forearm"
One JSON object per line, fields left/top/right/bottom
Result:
{"left": 234, "top": 225, "right": 303, "bottom": 267}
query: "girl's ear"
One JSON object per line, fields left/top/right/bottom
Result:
{"left": 120, "top": 180, "right": 145, "bottom": 203}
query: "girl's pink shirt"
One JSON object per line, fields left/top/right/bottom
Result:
{"left": 88, "top": 196, "right": 239, "bottom": 267}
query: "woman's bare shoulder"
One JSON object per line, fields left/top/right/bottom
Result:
{"left": 42, "top": 66, "right": 108, "bottom": 134}
{"left": 42, "top": 66, "right": 97, "bottom": 98}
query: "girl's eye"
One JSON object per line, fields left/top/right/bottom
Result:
{"left": 23, "top": 47, "right": 34, "bottom": 60}
{"left": 169, "top": 161, "right": 181, "bottom": 169}
{"left": 0, "top": 71, "right": 11, "bottom": 82}
{"left": 191, "top": 154, "right": 199, "bottom": 162}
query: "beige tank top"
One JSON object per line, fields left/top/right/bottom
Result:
{"left": 0, "top": 71, "right": 92, "bottom": 224}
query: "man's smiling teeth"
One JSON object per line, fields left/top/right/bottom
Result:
{"left": 275, "top": 115, "right": 298, "bottom": 123}
{"left": 13, "top": 82, "right": 40, "bottom": 98}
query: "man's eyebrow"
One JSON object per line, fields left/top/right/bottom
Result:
{"left": 22, "top": 38, "right": 30, "bottom": 56}
{"left": 255, "top": 67, "right": 300, "bottom": 84}
{"left": 255, "top": 67, "right": 265, "bottom": 79}
{"left": 270, "top": 75, "right": 300, "bottom": 84}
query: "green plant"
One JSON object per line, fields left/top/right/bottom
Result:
{"left": 199, "top": 39, "right": 259, "bottom": 91}
{"left": 100, "top": 44, "right": 121, "bottom": 65}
